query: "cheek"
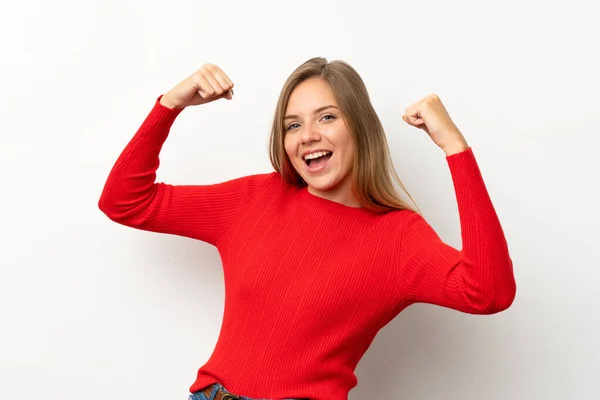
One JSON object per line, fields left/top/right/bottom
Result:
{"left": 337, "top": 131, "right": 355, "bottom": 167}
{"left": 283, "top": 136, "right": 298, "bottom": 165}
{"left": 347, "top": 141, "right": 356, "bottom": 162}
{"left": 283, "top": 137, "right": 293, "bottom": 159}
{"left": 342, "top": 148, "right": 355, "bottom": 171}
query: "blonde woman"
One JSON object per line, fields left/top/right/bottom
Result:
{"left": 99, "top": 57, "right": 516, "bottom": 400}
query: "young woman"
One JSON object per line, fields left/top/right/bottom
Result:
{"left": 99, "top": 57, "right": 516, "bottom": 400}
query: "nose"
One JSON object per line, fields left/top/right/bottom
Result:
{"left": 300, "top": 121, "right": 320, "bottom": 144}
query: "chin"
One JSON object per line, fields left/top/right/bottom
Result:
{"left": 304, "top": 175, "right": 342, "bottom": 191}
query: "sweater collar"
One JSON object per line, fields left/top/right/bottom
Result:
{"left": 298, "top": 186, "right": 378, "bottom": 218}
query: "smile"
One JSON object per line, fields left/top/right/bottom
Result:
{"left": 303, "top": 151, "right": 333, "bottom": 173}
{"left": 303, "top": 151, "right": 333, "bottom": 166}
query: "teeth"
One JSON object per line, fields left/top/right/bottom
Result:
{"left": 303, "top": 151, "right": 331, "bottom": 161}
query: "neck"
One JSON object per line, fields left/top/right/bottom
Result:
{"left": 307, "top": 180, "right": 362, "bottom": 208}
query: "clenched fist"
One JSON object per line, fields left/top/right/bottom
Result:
{"left": 402, "top": 94, "right": 469, "bottom": 156}
{"left": 160, "top": 63, "right": 235, "bottom": 109}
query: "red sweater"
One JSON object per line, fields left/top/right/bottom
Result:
{"left": 99, "top": 97, "right": 516, "bottom": 400}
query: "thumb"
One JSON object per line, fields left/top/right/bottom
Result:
{"left": 402, "top": 114, "right": 424, "bottom": 126}
{"left": 199, "top": 89, "right": 234, "bottom": 103}
{"left": 218, "top": 88, "right": 234, "bottom": 101}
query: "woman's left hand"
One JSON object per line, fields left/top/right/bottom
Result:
{"left": 402, "top": 94, "right": 469, "bottom": 156}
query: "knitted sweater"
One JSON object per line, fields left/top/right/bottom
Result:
{"left": 98, "top": 97, "right": 516, "bottom": 400}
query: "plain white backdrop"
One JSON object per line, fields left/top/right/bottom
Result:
{"left": 1, "top": 0, "right": 599, "bottom": 399}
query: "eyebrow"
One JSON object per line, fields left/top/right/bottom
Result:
{"left": 284, "top": 105, "right": 338, "bottom": 120}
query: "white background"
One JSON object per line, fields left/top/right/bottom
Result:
{"left": 1, "top": 1, "right": 599, "bottom": 399}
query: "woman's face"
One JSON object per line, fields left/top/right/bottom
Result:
{"left": 283, "top": 78, "right": 358, "bottom": 207}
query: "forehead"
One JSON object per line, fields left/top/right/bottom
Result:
{"left": 286, "top": 78, "right": 337, "bottom": 112}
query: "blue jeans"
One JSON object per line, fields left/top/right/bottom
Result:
{"left": 189, "top": 382, "right": 303, "bottom": 400}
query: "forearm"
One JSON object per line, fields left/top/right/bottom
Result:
{"left": 98, "top": 96, "right": 183, "bottom": 223}
{"left": 447, "top": 148, "right": 516, "bottom": 313}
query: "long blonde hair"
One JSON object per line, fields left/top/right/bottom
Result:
{"left": 269, "top": 57, "right": 419, "bottom": 214}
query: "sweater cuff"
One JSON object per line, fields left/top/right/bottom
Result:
{"left": 136, "top": 95, "right": 185, "bottom": 139}
{"left": 446, "top": 145, "right": 478, "bottom": 170}
{"left": 445, "top": 146, "right": 472, "bottom": 159}
{"left": 155, "top": 94, "right": 185, "bottom": 116}
{"left": 445, "top": 147, "right": 478, "bottom": 173}
{"left": 445, "top": 147, "right": 492, "bottom": 206}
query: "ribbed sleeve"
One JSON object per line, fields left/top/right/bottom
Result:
{"left": 398, "top": 147, "right": 516, "bottom": 314}
{"left": 98, "top": 96, "right": 271, "bottom": 245}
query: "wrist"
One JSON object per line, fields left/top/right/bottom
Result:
{"left": 443, "top": 140, "right": 469, "bottom": 156}
{"left": 159, "top": 94, "right": 183, "bottom": 110}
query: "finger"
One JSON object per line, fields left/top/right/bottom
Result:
{"left": 203, "top": 64, "right": 229, "bottom": 91}
{"left": 211, "top": 65, "right": 235, "bottom": 89}
{"left": 213, "top": 71, "right": 233, "bottom": 93}
{"left": 220, "top": 90, "right": 233, "bottom": 100}
{"left": 205, "top": 85, "right": 233, "bottom": 101}
{"left": 213, "top": 72, "right": 231, "bottom": 93}
{"left": 194, "top": 71, "right": 216, "bottom": 98}
{"left": 404, "top": 105, "right": 421, "bottom": 118}
{"left": 202, "top": 70, "right": 227, "bottom": 97}
{"left": 215, "top": 89, "right": 233, "bottom": 100}
{"left": 403, "top": 114, "right": 424, "bottom": 126}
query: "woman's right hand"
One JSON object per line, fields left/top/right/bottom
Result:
{"left": 160, "top": 63, "right": 234, "bottom": 109}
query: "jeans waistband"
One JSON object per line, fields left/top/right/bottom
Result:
{"left": 190, "top": 382, "right": 306, "bottom": 400}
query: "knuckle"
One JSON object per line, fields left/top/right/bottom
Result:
{"left": 200, "top": 64, "right": 213, "bottom": 74}
{"left": 192, "top": 73, "right": 203, "bottom": 84}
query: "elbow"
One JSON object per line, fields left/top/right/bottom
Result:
{"left": 485, "top": 285, "right": 516, "bottom": 314}
{"left": 98, "top": 190, "right": 133, "bottom": 224}
{"left": 97, "top": 187, "right": 156, "bottom": 227}
{"left": 469, "top": 279, "right": 517, "bottom": 315}
{"left": 98, "top": 193, "right": 122, "bottom": 222}
{"left": 463, "top": 255, "right": 517, "bottom": 315}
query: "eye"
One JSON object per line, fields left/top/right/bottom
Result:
{"left": 321, "top": 114, "right": 336, "bottom": 122}
{"left": 286, "top": 123, "right": 300, "bottom": 131}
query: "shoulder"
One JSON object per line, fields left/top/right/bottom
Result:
{"left": 233, "top": 171, "right": 278, "bottom": 186}
{"left": 242, "top": 171, "right": 285, "bottom": 190}
{"left": 378, "top": 208, "right": 423, "bottom": 225}
{"left": 222, "top": 171, "right": 290, "bottom": 197}
{"left": 376, "top": 208, "right": 433, "bottom": 239}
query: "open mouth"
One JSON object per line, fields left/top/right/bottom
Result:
{"left": 304, "top": 151, "right": 333, "bottom": 167}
